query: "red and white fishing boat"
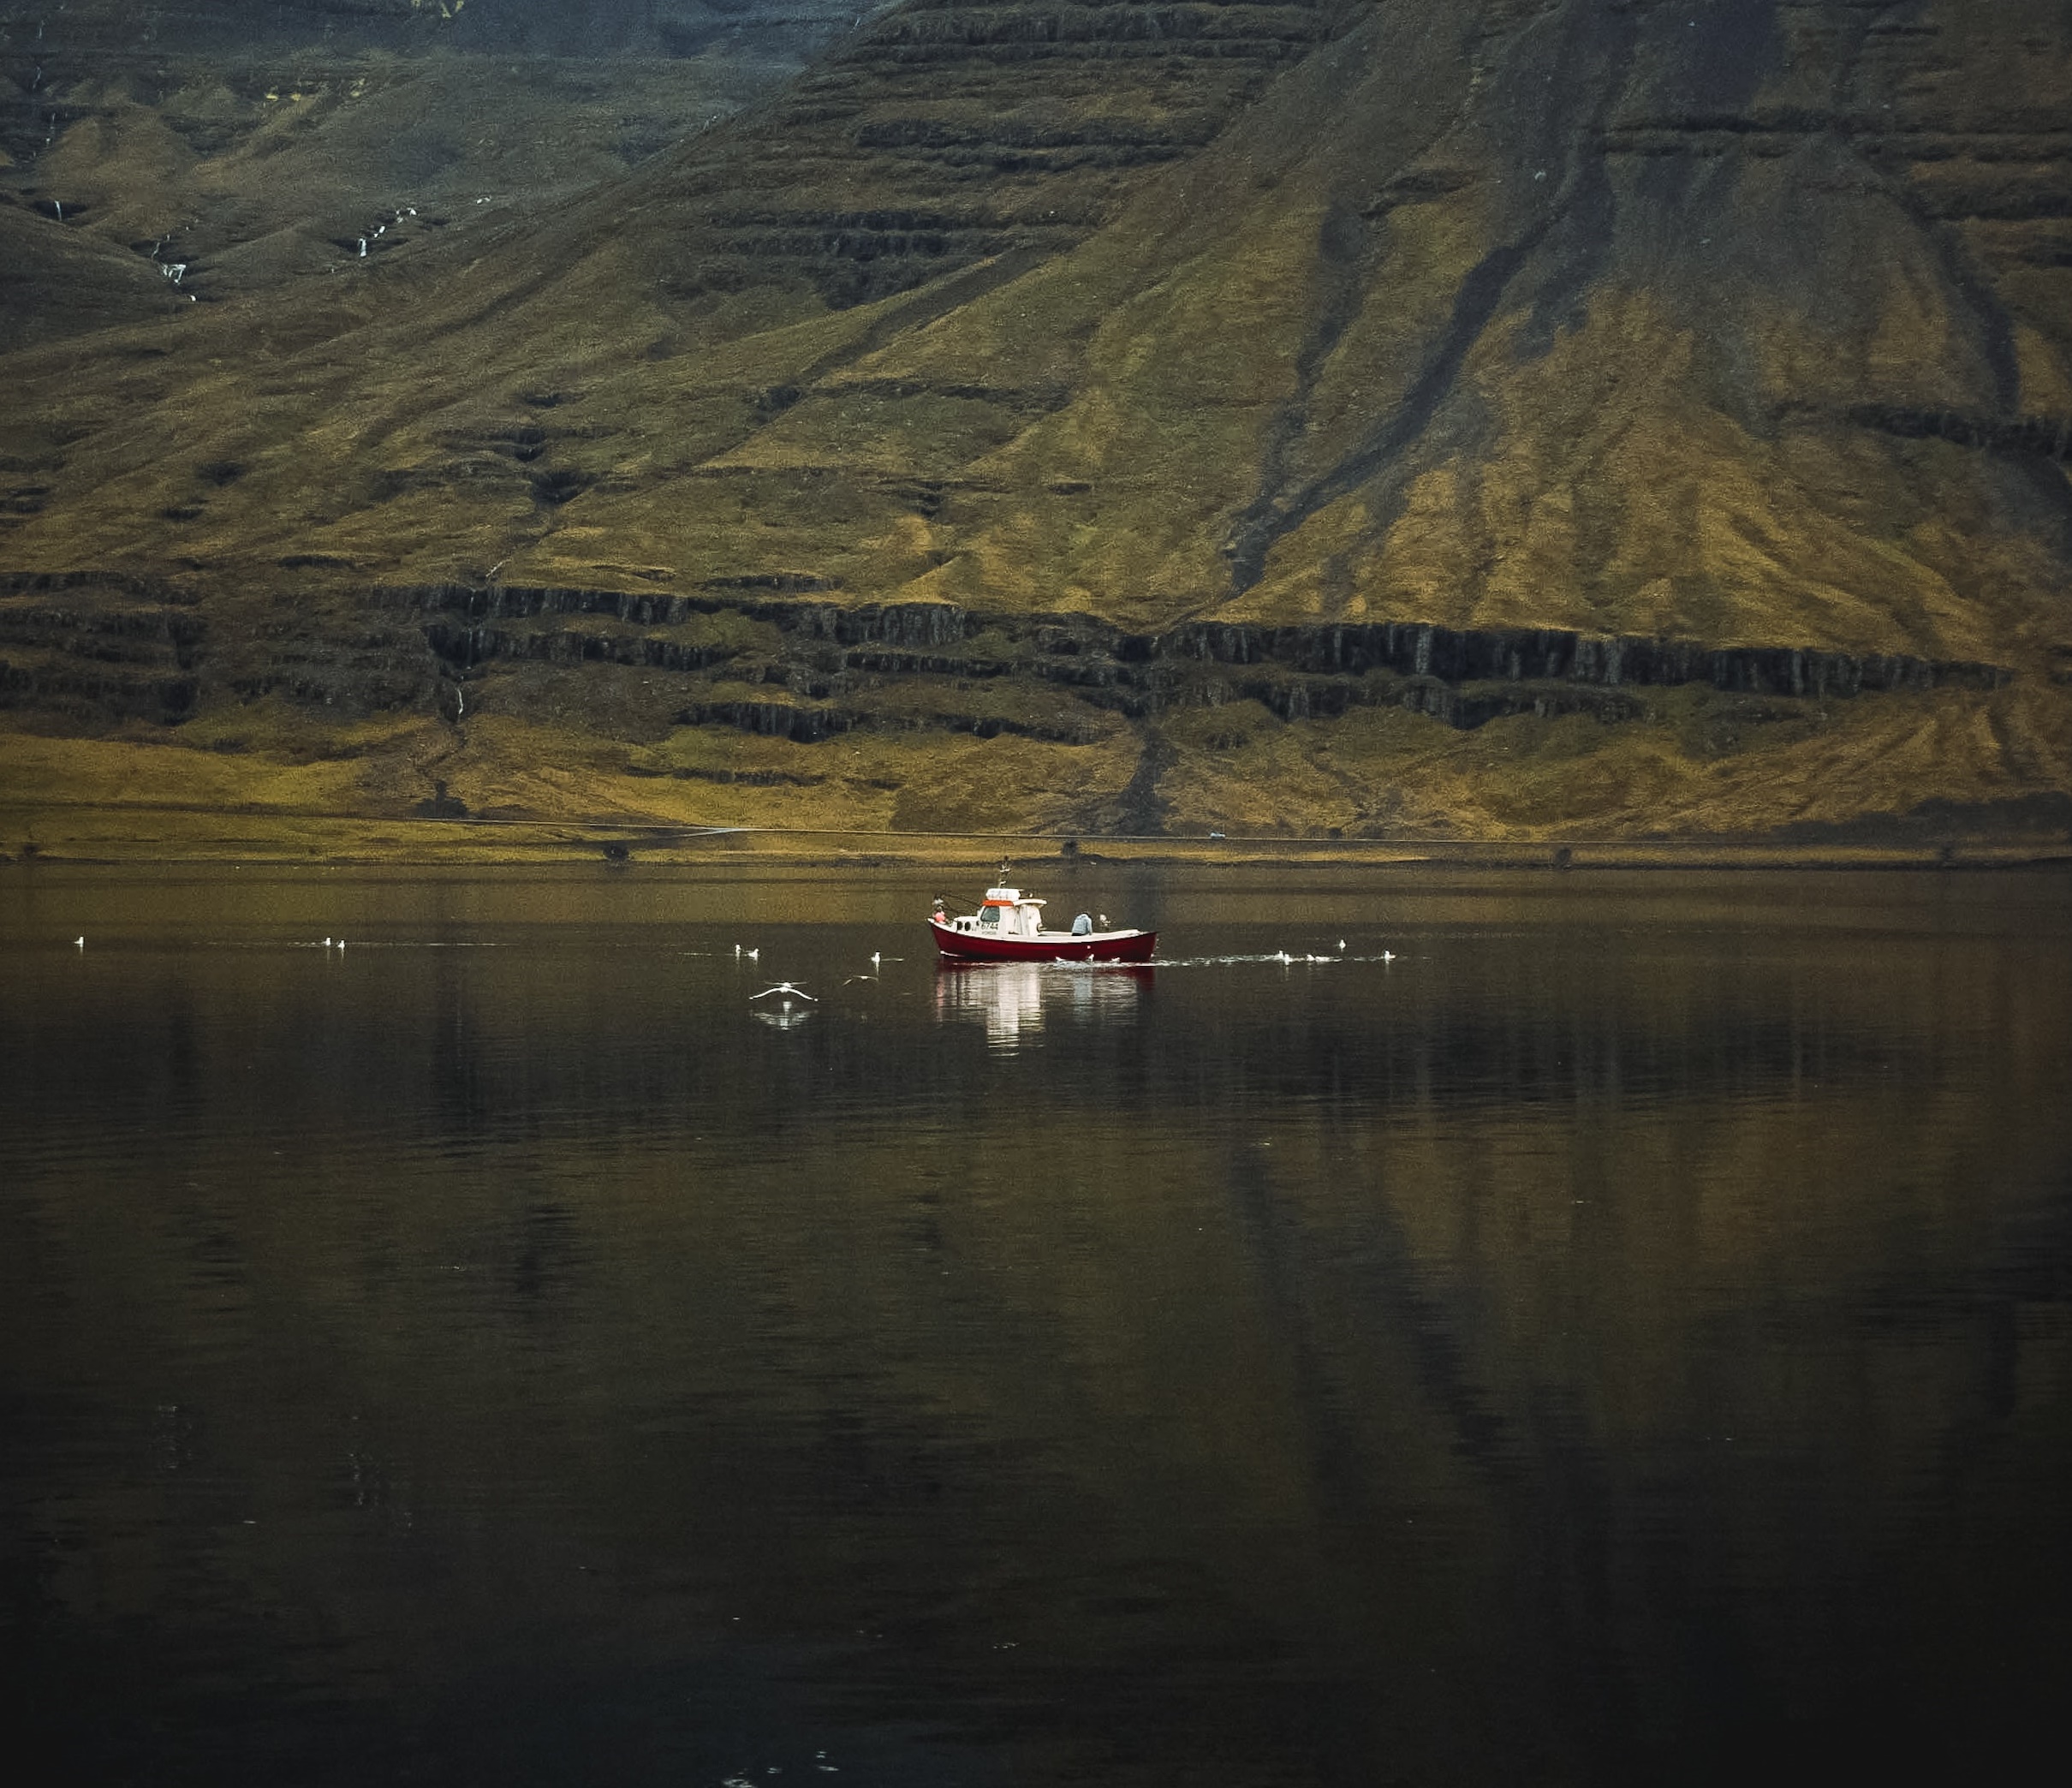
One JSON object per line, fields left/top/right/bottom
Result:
{"left": 929, "top": 873, "right": 1157, "bottom": 963}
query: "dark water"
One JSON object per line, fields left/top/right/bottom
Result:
{"left": 3, "top": 863, "right": 2069, "bottom": 1787}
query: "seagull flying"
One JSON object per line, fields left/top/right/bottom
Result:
{"left": 751, "top": 983, "right": 815, "bottom": 1002}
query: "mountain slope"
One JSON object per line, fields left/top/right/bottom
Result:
{"left": 0, "top": 0, "right": 866, "bottom": 325}
{"left": 4, "top": 0, "right": 2070, "bottom": 846}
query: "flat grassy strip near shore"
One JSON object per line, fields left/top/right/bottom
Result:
{"left": 5, "top": 709, "right": 2066, "bottom": 868}
{"left": 4, "top": 800, "right": 2064, "bottom": 872}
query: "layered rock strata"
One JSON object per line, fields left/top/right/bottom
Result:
{"left": 1, "top": 0, "right": 2069, "bottom": 841}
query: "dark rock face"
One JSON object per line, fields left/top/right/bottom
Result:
{"left": 0, "top": 571, "right": 446, "bottom": 726}
{"left": 1170, "top": 622, "right": 2009, "bottom": 701}
{"left": 375, "top": 581, "right": 2017, "bottom": 748}
{"left": 0, "top": 574, "right": 205, "bottom": 726}
{"left": 35, "top": 564, "right": 1998, "bottom": 744}
{"left": 627, "top": 0, "right": 1344, "bottom": 310}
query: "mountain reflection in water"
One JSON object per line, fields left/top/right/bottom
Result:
{"left": 2, "top": 865, "right": 2069, "bottom": 1788}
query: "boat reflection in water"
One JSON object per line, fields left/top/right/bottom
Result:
{"left": 933, "top": 960, "right": 1152, "bottom": 1048}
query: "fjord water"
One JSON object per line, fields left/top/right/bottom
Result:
{"left": 3, "top": 865, "right": 2069, "bottom": 1788}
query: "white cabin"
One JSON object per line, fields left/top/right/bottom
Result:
{"left": 946, "top": 885, "right": 1047, "bottom": 937}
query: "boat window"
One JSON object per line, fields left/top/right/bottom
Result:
{"left": 979, "top": 906, "right": 1000, "bottom": 927}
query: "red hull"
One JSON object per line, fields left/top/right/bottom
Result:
{"left": 929, "top": 917, "right": 1157, "bottom": 963}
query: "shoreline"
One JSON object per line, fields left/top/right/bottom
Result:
{"left": 3, "top": 803, "right": 2068, "bottom": 873}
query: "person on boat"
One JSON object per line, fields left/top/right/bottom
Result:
{"left": 1071, "top": 913, "right": 1093, "bottom": 935}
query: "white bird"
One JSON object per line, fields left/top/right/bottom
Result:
{"left": 751, "top": 983, "right": 815, "bottom": 1001}
{"left": 1381, "top": 950, "right": 1396, "bottom": 963}
{"left": 74, "top": 936, "right": 84, "bottom": 949}
{"left": 734, "top": 944, "right": 759, "bottom": 961}
{"left": 1338, "top": 939, "right": 1347, "bottom": 951}
{"left": 870, "top": 951, "right": 881, "bottom": 966}
{"left": 323, "top": 937, "right": 332, "bottom": 947}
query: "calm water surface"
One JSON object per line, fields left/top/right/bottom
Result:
{"left": 3, "top": 864, "right": 2069, "bottom": 1786}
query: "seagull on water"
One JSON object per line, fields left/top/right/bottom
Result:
{"left": 751, "top": 983, "right": 815, "bottom": 1002}
{"left": 74, "top": 936, "right": 84, "bottom": 949}
{"left": 734, "top": 944, "right": 759, "bottom": 961}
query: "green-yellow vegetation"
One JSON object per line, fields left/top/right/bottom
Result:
{"left": 3, "top": 0, "right": 2069, "bottom": 854}
{"left": 614, "top": 724, "right": 1144, "bottom": 835}
{"left": 1232, "top": 289, "right": 2025, "bottom": 665}
{"left": 1147, "top": 681, "right": 2072, "bottom": 843}
{"left": 0, "top": 729, "right": 389, "bottom": 815}
{"left": 1277, "top": 190, "right": 1500, "bottom": 494}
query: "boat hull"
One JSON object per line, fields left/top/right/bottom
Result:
{"left": 929, "top": 917, "right": 1157, "bottom": 963}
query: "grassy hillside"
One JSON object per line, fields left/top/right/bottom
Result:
{"left": 3, "top": 0, "right": 2070, "bottom": 851}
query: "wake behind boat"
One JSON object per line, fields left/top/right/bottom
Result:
{"left": 930, "top": 873, "right": 1156, "bottom": 963}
